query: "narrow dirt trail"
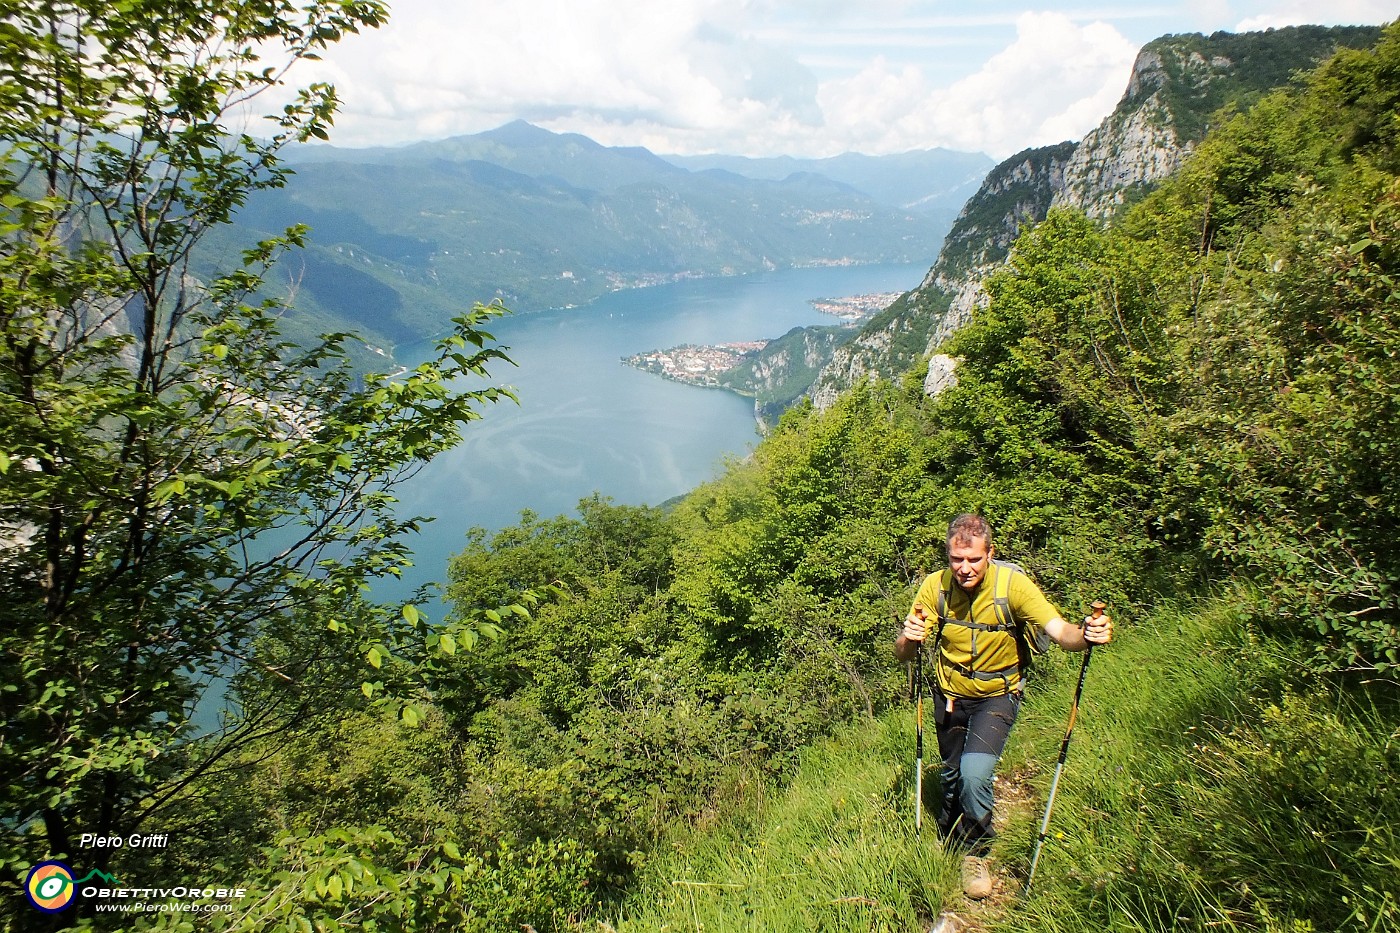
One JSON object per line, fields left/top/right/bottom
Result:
{"left": 925, "top": 765, "right": 1040, "bottom": 933}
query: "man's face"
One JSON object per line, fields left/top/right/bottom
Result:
{"left": 947, "top": 536, "right": 993, "bottom": 591}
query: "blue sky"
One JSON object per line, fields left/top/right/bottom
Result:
{"left": 293, "top": 1, "right": 1397, "bottom": 159}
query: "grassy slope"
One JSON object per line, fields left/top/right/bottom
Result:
{"left": 605, "top": 593, "right": 1400, "bottom": 932}
{"left": 608, "top": 710, "right": 954, "bottom": 932}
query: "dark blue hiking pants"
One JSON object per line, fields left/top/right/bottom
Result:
{"left": 932, "top": 689, "right": 1021, "bottom": 855}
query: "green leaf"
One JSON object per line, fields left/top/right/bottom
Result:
{"left": 438, "top": 632, "right": 456, "bottom": 656}
{"left": 367, "top": 647, "right": 382, "bottom": 669}
{"left": 401, "top": 705, "right": 420, "bottom": 727}
{"left": 401, "top": 604, "right": 421, "bottom": 625}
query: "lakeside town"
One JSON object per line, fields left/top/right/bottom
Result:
{"left": 622, "top": 292, "right": 901, "bottom": 388}
{"left": 623, "top": 340, "right": 770, "bottom": 388}
{"left": 808, "top": 291, "right": 902, "bottom": 321}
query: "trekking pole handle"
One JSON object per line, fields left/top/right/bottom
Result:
{"left": 1085, "top": 599, "right": 1107, "bottom": 646}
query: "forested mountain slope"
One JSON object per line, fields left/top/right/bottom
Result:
{"left": 217, "top": 122, "right": 982, "bottom": 363}
{"left": 806, "top": 24, "right": 1384, "bottom": 409}
{"left": 614, "top": 23, "right": 1400, "bottom": 930}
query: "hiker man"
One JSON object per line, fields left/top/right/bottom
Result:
{"left": 895, "top": 513, "right": 1113, "bottom": 898}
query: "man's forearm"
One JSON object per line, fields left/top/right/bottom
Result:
{"left": 1044, "top": 616, "right": 1089, "bottom": 651}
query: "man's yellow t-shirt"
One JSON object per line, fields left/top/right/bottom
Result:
{"left": 909, "top": 562, "right": 1059, "bottom": 698}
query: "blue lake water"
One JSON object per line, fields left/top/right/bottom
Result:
{"left": 381, "top": 263, "right": 926, "bottom": 606}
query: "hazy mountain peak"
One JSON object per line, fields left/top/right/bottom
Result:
{"left": 480, "top": 119, "right": 597, "bottom": 150}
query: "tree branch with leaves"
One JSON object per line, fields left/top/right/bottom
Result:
{"left": 0, "top": 0, "right": 518, "bottom": 905}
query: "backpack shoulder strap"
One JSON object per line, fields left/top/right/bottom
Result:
{"left": 934, "top": 568, "right": 953, "bottom": 648}
{"left": 991, "top": 559, "right": 1019, "bottom": 630}
{"left": 990, "top": 559, "right": 1037, "bottom": 678}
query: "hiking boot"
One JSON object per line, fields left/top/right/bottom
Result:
{"left": 961, "top": 855, "right": 993, "bottom": 899}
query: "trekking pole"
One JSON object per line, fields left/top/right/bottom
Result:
{"left": 1024, "top": 599, "right": 1106, "bottom": 897}
{"left": 914, "top": 604, "right": 926, "bottom": 835}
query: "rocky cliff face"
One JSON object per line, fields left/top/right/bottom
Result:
{"left": 922, "top": 141, "right": 1076, "bottom": 349}
{"left": 805, "top": 142, "right": 1072, "bottom": 409}
{"left": 718, "top": 325, "right": 851, "bottom": 429}
{"left": 1054, "top": 44, "right": 1235, "bottom": 218}
{"left": 806, "top": 24, "right": 1384, "bottom": 410}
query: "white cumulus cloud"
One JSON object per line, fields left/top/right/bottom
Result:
{"left": 834, "top": 12, "right": 1141, "bottom": 159}
{"left": 288, "top": 0, "right": 818, "bottom": 150}
{"left": 269, "top": 2, "right": 1391, "bottom": 159}
{"left": 277, "top": 2, "right": 1143, "bottom": 158}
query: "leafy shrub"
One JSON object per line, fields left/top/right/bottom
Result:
{"left": 152, "top": 828, "right": 596, "bottom": 932}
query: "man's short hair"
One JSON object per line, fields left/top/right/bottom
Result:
{"left": 946, "top": 513, "right": 993, "bottom": 550}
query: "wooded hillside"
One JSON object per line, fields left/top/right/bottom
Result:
{"left": 3, "top": 10, "right": 1397, "bottom": 933}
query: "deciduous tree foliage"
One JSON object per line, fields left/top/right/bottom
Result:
{"left": 0, "top": 0, "right": 516, "bottom": 912}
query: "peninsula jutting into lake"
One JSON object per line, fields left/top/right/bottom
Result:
{"left": 622, "top": 291, "right": 904, "bottom": 391}
{"left": 808, "top": 292, "right": 902, "bottom": 321}
{"left": 623, "top": 340, "right": 770, "bottom": 388}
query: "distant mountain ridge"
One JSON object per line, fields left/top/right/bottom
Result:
{"left": 231, "top": 123, "right": 992, "bottom": 360}
{"left": 663, "top": 149, "right": 993, "bottom": 218}
{"left": 286, "top": 120, "right": 691, "bottom": 192}
{"left": 801, "top": 23, "right": 1386, "bottom": 410}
